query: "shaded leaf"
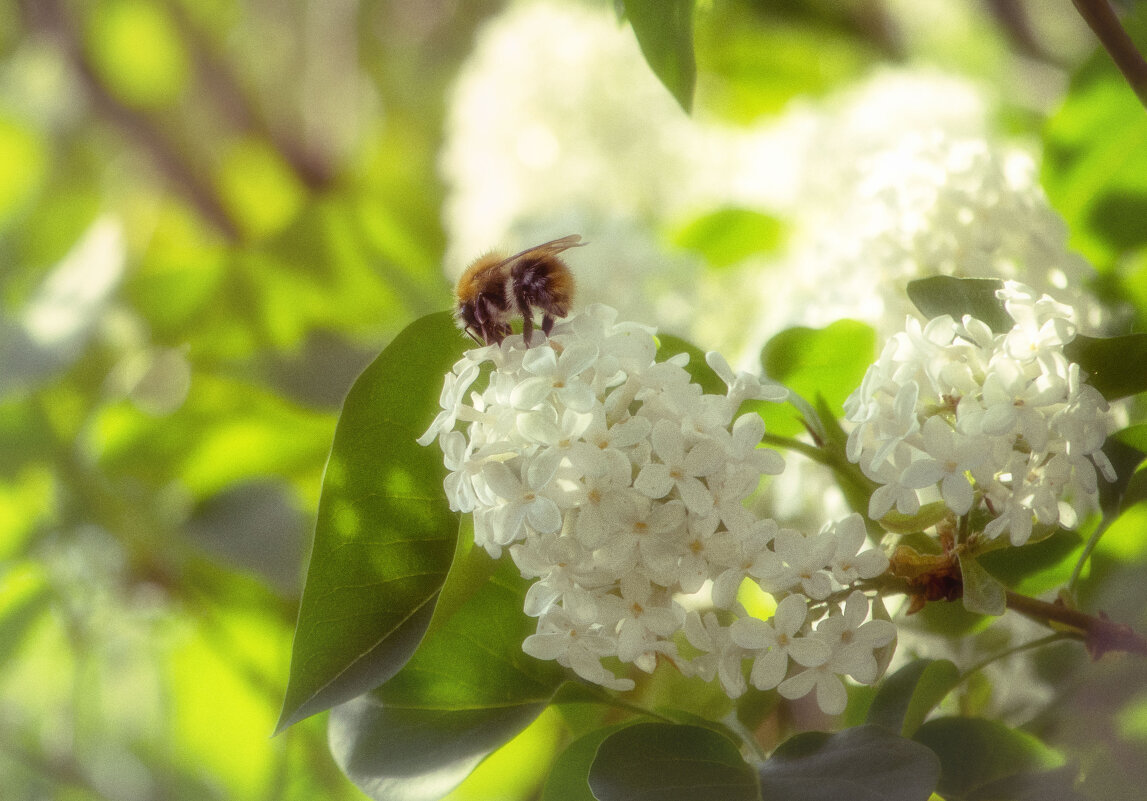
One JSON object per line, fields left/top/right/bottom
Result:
{"left": 657, "top": 333, "right": 725, "bottom": 396}
{"left": 276, "top": 311, "right": 463, "bottom": 732}
{"left": 589, "top": 722, "right": 758, "bottom": 801}
{"left": 759, "top": 725, "right": 939, "bottom": 801}
{"left": 1064, "top": 333, "right": 1147, "bottom": 401}
{"left": 906, "top": 276, "right": 1011, "bottom": 333}
{"left": 329, "top": 556, "right": 566, "bottom": 801}
{"left": 913, "top": 717, "right": 1060, "bottom": 798}
{"left": 543, "top": 724, "right": 634, "bottom": 801}
{"left": 622, "top": 0, "right": 697, "bottom": 112}
{"left": 866, "top": 659, "right": 960, "bottom": 737}
{"left": 969, "top": 766, "right": 1086, "bottom": 801}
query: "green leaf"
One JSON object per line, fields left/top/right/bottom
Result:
{"left": 913, "top": 717, "right": 1061, "bottom": 798}
{"left": 760, "top": 320, "right": 875, "bottom": 438}
{"left": 589, "top": 722, "right": 758, "bottom": 801}
{"left": 1042, "top": 9, "right": 1147, "bottom": 267}
{"left": 1064, "top": 333, "right": 1147, "bottom": 401}
{"left": 866, "top": 659, "right": 960, "bottom": 737}
{"left": 656, "top": 333, "right": 725, "bottom": 396}
{"left": 622, "top": 0, "right": 697, "bottom": 113}
{"left": 276, "top": 311, "right": 463, "bottom": 733}
{"left": 672, "top": 207, "right": 785, "bottom": 268}
{"left": 878, "top": 501, "right": 951, "bottom": 535}
{"left": 958, "top": 553, "right": 1006, "bottom": 616}
{"left": 543, "top": 725, "right": 634, "bottom": 801}
{"left": 970, "top": 766, "right": 1087, "bottom": 801}
{"left": 758, "top": 725, "right": 940, "bottom": 801}
{"left": 328, "top": 556, "right": 566, "bottom": 801}
{"left": 906, "top": 276, "right": 1012, "bottom": 334}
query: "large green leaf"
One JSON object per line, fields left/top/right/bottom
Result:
{"left": 760, "top": 320, "right": 875, "bottom": 438}
{"left": 913, "top": 717, "right": 1062, "bottom": 799}
{"left": 328, "top": 555, "right": 566, "bottom": 801}
{"left": 276, "top": 311, "right": 463, "bottom": 732}
{"left": 1064, "top": 333, "right": 1147, "bottom": 401}
{"left": 866, "top": 659, "right": 960, "bottom": 738}
{"left": 589, "top": 722, "right": 759, "bottom": 801}
{"left": 1042, "top": 8, "right": 1147, "bottom": 267}
{"left": 622, "top": 0, "right": 697, "bottom": 113}
{"left": 758, "top": 725, "right": 940, "bottom": 801}
{"left": 542, "top": 724, "right": 635, "bottom": 801}
{"left": 906, "top": 276, "right": 1011, "bottom": 334}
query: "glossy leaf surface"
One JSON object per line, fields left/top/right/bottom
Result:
{"left": 277, "top": 312, "right": 463, "bottom": 731}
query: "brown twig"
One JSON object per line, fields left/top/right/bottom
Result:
{"left": 1004, "top": 590, "right": 1147, "bottom": 658}
{"left": 1072, "top": 0, "right": 1147, "bottom": 110}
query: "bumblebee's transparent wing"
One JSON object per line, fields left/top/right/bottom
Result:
{"left": 501, "top": 234, "right": 584, "bottom": 266}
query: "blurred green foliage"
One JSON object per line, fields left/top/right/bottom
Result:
{"left": 2, "top": 1, "right": 1147, "bottom": 800}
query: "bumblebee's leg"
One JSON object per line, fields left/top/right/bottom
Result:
{"left": 541, "top": 314, "right": 555, "bottom": 336}
{"left": 521, "top": 313, "right": 535, "bottom": 346}
{"left": 473, "top": 297, "right": 505, "bottom": 345}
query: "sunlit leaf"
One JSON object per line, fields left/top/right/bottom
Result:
{"left": 216, "top": 138, "right": 307, "bottom": 241}
{"left": 758, "top": 725, "right": 939, "bottom": 801}
{"left": 958, "top": 553, "right": 1006, "bottom": 616}
{"left": 621, "top": 0, "right": 697, "bottom": 112}
{"left": 1043, "top": 8, "right": 1147, "bottom": 266}
{"left": 913, "top": 717, "right": 1062, "bottom": 798}
{"left": 672, "top": 207, "right": 785, "bottom": 268}
{"left": 906, "top": 276, "right": 1011, "bottom": 334}
{"left": 760, "top": 320, "right": 875, "bottom": 437}
{"left": 276, "top": 311, "right": 462, "bottom": 732}
{"left": 589, "top": 722, "right": 758, "bottom": 801}
{"left": 0, "top": 116, "right": 46, "bottom": 222}
{"left": 693, "top": 4, "right": 878, "bottom": 121}
{"left": 328, "top": 556, "right": 566, "bottom": 801}
{"left": 84, "top": 0, "right": 190, "bottom": 108}
{"left": 866, "top": 659, "right": 960, "bottom": 737}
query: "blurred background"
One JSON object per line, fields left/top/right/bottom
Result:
{"left": 1, "top": 1, "right": 1144, "bottom": 799}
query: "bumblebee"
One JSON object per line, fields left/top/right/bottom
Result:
{"left": 454, "top": 234, "right": 583, "bottom": 346}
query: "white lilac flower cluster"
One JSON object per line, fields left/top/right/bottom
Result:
{"left": 419, "top": 305, "right": 893, "bottom": 713}
{"left": 845, "top": 282, "right": 1116, "bottom": 547}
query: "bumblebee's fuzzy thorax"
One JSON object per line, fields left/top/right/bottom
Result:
{"left": 453, "top": 235, "right": 583, "bottom": 346}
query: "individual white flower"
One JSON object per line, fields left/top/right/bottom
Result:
{"left": 683, "top": 610, "right": 747, "bottom": 698}
{"left": 813, "top": 590, "right": 897, "bottom": 684}
{"left": 828, "top": 514, "right": 890, "bottom": 586}
{"left": 730, "top": 594, "right": 831, "bottom": 691}
{"left": 754, "top": 528, "right": 836, "bottom": 601}
{"left": 777, "top": 659, "right": 849, "bottom": 716}
{"left": 523, "top": 607, "right": 634, "bottom": 692}
{"left": 633, "top": 419, "right": 726, "bottom": 515}
{"left": 898, "top": 415, "right": 985, "bottom": 515}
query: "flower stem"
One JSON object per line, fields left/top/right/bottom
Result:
{"left": 1066, "top": 515, "right": 1113, "bottom": 595}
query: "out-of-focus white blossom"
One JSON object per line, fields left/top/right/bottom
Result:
{"left": 421, "top": 305, "right": 892, "bottom": 711}
{"left": 844, "top": 282, "right": 1115, "bottom": 547}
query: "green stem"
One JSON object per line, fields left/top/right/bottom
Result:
{"left": 1066, "top": 515, "right": 1113, "bottom": 594}
{"left": 955, "top": 632, "right": 1071, "bottom": 688}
